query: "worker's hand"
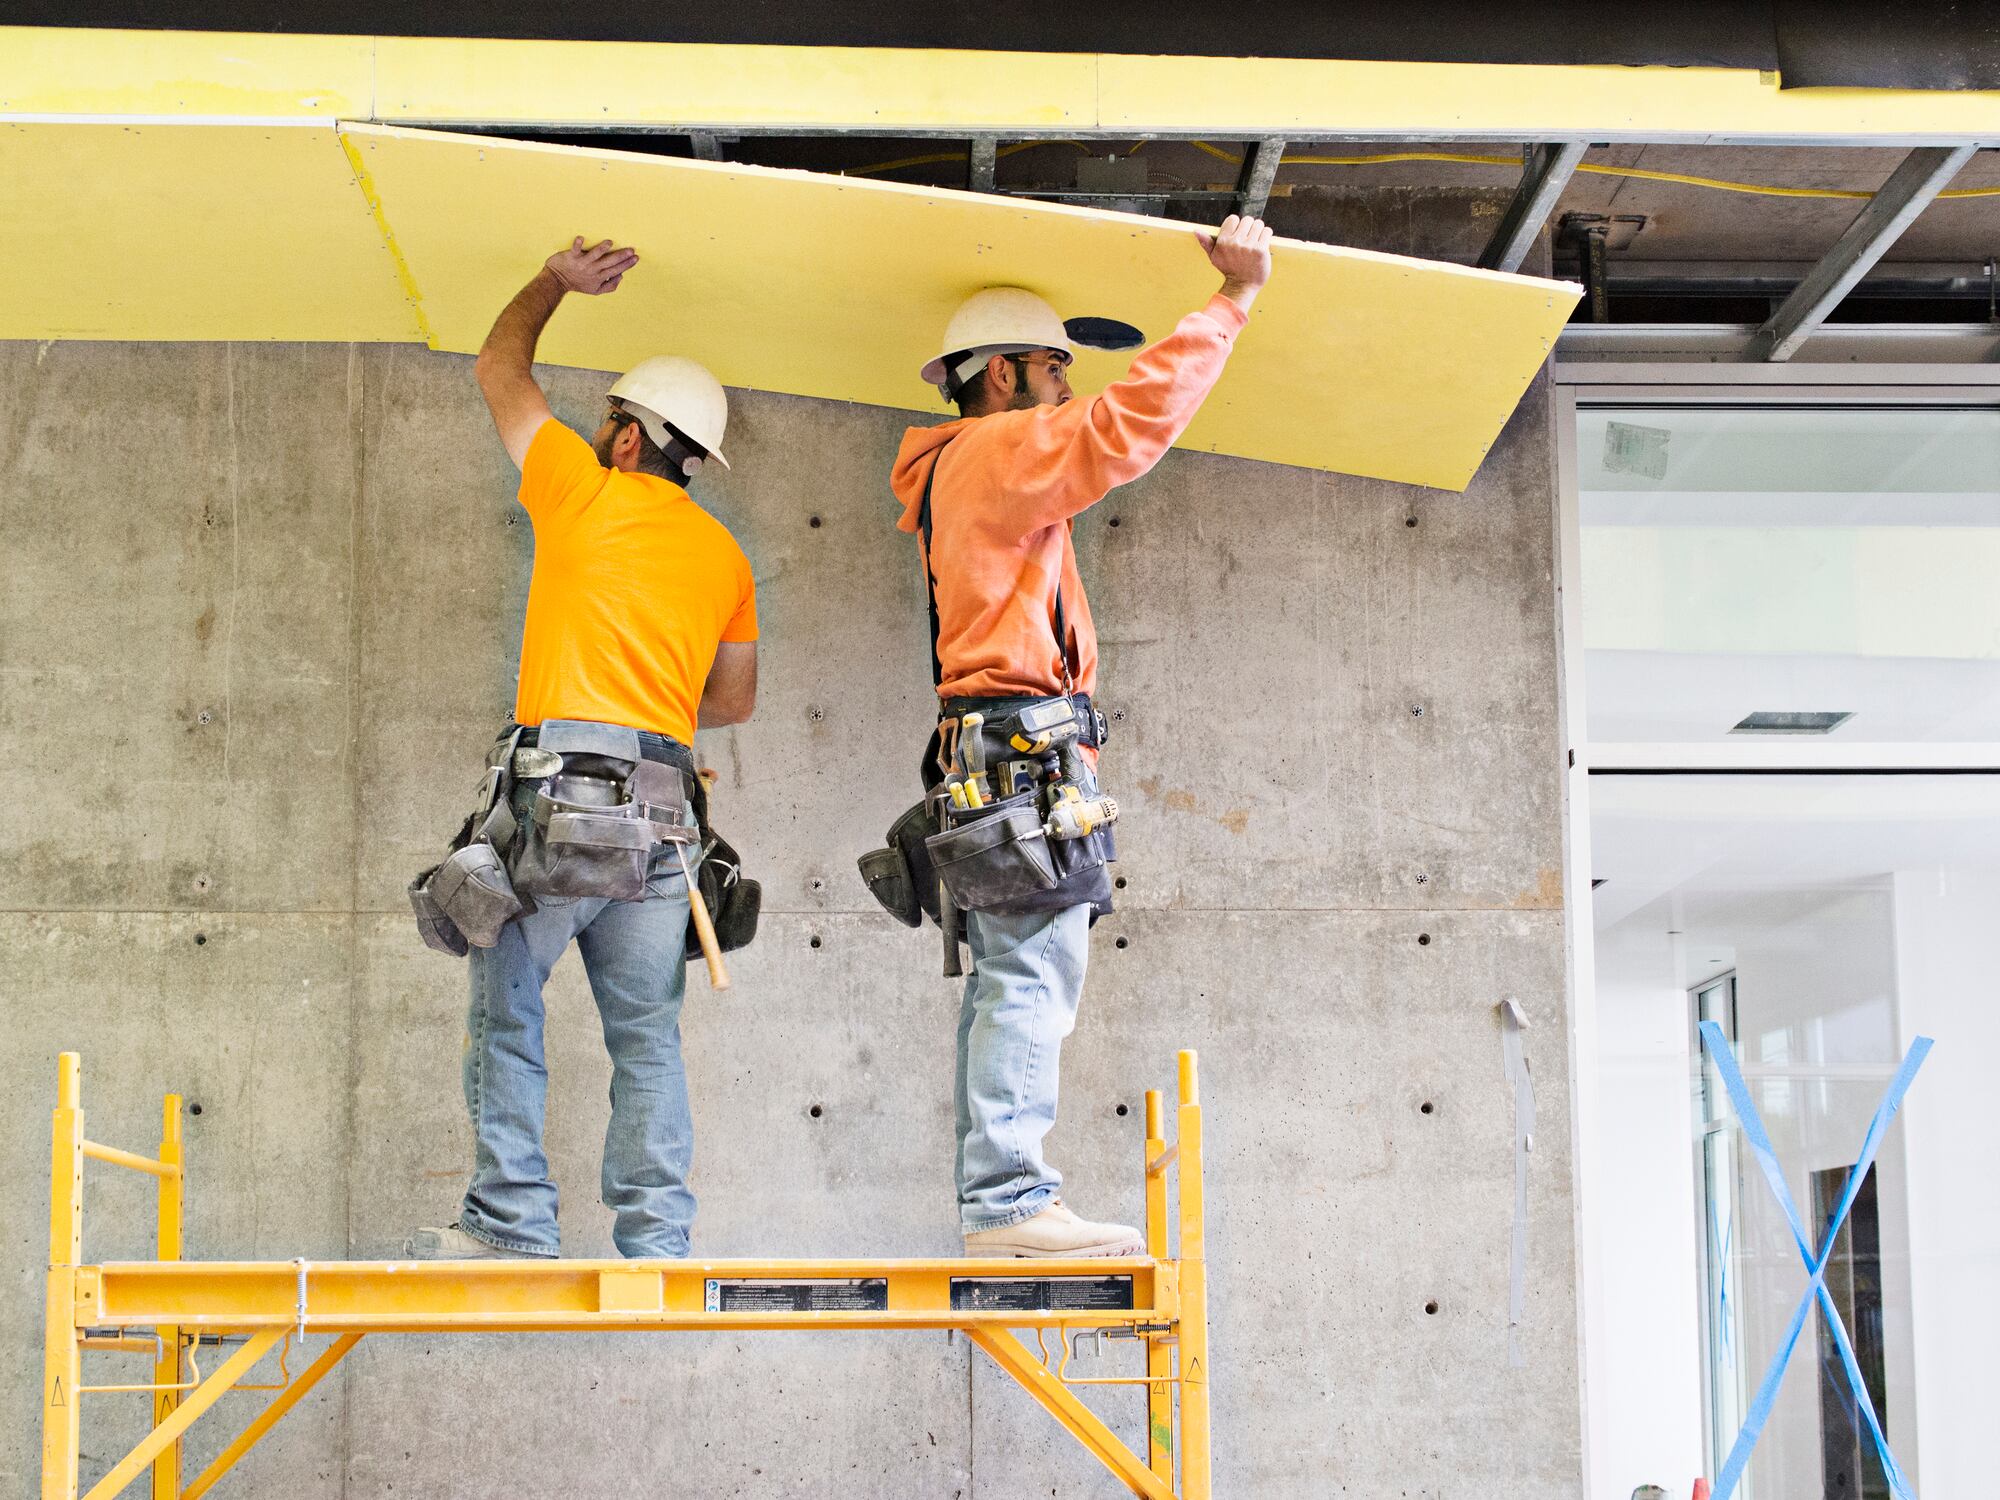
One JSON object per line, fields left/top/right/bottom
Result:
{"left": 544, "top": 237, "right": 638, "bottom": 296}
{"left": 1196, "top": 214, "right": 1274, "bottom": 314}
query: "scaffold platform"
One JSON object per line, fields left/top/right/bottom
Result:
{"left": 42, "top": 1050, "right": 1213, "bottom": 1500}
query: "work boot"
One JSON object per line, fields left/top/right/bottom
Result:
{"left": 402, "top": 1225, "right": 540, "bottom": 1260}
{"left": 963, "top": 1200, "right": 1145, "bottom": 1259}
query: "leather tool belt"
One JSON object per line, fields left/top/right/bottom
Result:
{"left": 858, "top": 696, "right": 1117, "bottom": 973}
{"left": 409, "top": 719, "right": 700, "bottom": 956}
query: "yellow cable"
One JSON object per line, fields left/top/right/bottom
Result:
{"left": 844, "top": 140, "right": 1094, "bottom": 177}
{"left": 1197, "top": 141, "right": 2000, "bottom": 199}
{"left": 848, "top": 138, "right": 2000, "bottom": 199}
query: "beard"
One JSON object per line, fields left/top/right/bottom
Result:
{"left": 593, "top": 430, "right": 618, "bottom": 467}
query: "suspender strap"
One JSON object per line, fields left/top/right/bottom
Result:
{"left": 918, "top": 445, "right": 1079, "bottom": 695}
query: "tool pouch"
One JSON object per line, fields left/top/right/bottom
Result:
{"left": 514, "top": 780, "right": 685, "bottom": 901}
{"left": 925, "top": 792, "right": 1061, "bottom": 913}
{"left": 420, "top": 841, "right": 522, "bottom": 949}
{"left": 690, "top": 827, "right": 762, "bottom": 956}
{"left": 408, "top": 868, "right": 469, "bottom": 956}
{"left": 857, "top": 799, "right": 942, "bottom": 928}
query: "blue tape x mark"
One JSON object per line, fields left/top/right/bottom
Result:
{"left": 1697, "top": 1019, "right": 1932, "bottom": 1500}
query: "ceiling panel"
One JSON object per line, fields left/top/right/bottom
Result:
{"left": 345, "top": 124, "right": 1578, "bottom": 489}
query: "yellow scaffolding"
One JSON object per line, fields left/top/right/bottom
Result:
{"left": 41, "top": 1050, "right": 1213, "bottom": 1500}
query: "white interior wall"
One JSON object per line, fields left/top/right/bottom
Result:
{"left": 1889, "top": 867, "right": 2000, "bottom": 1500}
{"left": 1589, "top": 911, "right": 1706, "bottom": 1496}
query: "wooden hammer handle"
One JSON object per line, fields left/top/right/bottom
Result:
{"left": 687, "top": 880, "right": 730, "bottom": 991}
{"left": 675, "top": 831, "right": 730, "bottom": 991}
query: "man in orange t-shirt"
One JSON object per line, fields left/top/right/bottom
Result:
{"left": 890, "top": 216, "right": 1272, "bottom": 1258}
{"left": 411, "top": 237, "right": 758, "bottom": 1263}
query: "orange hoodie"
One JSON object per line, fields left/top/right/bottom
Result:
{"left": 892, "top": 293, "right": 1249, "bottom": 702}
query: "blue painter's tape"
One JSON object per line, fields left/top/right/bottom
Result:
{"left": 1698, "top": 1019, "right": 1932, "bottom": 1500}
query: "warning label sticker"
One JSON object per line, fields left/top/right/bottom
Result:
{"left": 950, "top": 1275, "right": 1135, "bottom": 1312}
{"left": 703, "top": 1278, "right": 889, "bottom": 1312}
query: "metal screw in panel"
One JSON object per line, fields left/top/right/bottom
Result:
{"left": 1410, "top": 705, "right": 1425, "bottom": 718}
{"left": 197, "top": 709, "right": 213, "bottom": 725}
{"left": 807, "top": 706, "right": 825, "bottom": 724}
{"left": 1414, "top": 872, "right": 1429, "bottom": 886}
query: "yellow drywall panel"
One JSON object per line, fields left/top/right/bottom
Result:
{"left": 0, "top": 123, "right": 419, "bottom": 341}
{"left": 346, "top": 125, "right": 1576, "bottom": 489}
{"left": 1097, "top": 57, "right": 2000, "bottom": 143}
{"left": 0, "top": 27, "right": 372, "bottom": 118}
{"left": 373, "top": 38, "right": 1095, "bottom": 129}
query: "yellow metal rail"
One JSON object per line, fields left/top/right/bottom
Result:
{"left": 41, "top": 1050, "right": 1213, "bottom": 1500}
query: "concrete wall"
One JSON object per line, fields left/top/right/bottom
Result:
{"left": 2, "top": 190, "right": 1581, "bottom": 1496}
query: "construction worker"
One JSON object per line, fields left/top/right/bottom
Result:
{"left": 892, "top": 214, "right": 1273, "bottom": 1256}
{"left": 409, "top": 237, "right": 758, "bottom": 1261}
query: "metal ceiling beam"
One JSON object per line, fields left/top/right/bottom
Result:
{"left": 1235, "top": 138, "right": 1286, "bottom": 218}
{"left": 688, "top": 131, "right": 726, "bottom": 160}
{"left": 969, "top": 136, "right": 998, "bottom": 192}
{"left": 1478, "top": 141, "right": 1588, "bottom": 273}
{"left": 1744, "top": 143, "right": 1981, "bottom": 362}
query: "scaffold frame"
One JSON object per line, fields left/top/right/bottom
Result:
{"left": 41, "top": 1050, "right": 1212, "bottom": 1500}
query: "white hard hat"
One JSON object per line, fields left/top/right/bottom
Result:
{"left": 920, "top": 287, "right": 1075, "bottom": 398}
{"left": 607, "top": 356, "right": 731, "bottom": 471}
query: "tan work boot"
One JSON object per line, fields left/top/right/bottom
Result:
{"left": 963, "top": 1199, "right": 1145, "bottom": 1259}
{"left": 402, "top": 1225, "right": 540, "bottom": 1260}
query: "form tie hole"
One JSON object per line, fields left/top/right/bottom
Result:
{"left": 809, "top": 1104, "right": 824, "bottom": 1119}
{"left": 1424, "top": 1300, "right": 1439, "bottom": 1316}
{"left": 1417, "top": 933, "right": 1432, "bottom": 947}
{"left": 1114, "top": 936, "right": 1129, "bottom": 950}
{"left": 809, "top": 934, "right": 822, "bottom": 950}
{"left": 809, "top": 515, "right": 822, "bottom": 528}
{"left": 1405, "top": 516, "right": 1419, "bottom": 528}
{"left": 1420, "top": 1101, "right": 1434, "bottom": 1115}
{"left": 1115, "top": 1103, "right": 1129, "bottom": 1117}
{"left": 1108, "top": 516, "right": 1122, "bottom": 528}
{"left": 189, "top": 1103, "right": 203, "bottom": 1117}
{"left": 194, "top": 933, "right": 207, "bottom": 946}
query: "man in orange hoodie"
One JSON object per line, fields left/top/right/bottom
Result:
{"left": 891, "top": 215, "right": 1273, "bottom": 1257}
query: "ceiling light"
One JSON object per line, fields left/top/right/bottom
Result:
{"left": 1730, "top": 710, "right": 1854, "bottom": 735}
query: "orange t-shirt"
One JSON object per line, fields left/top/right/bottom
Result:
{"left": 513, "top": 419, "right": 757, "bottom": 744}
{"left": 890, "top": 294, "right": 1247, "bottom": 701}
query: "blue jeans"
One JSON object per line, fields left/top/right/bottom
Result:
{"left": 459, "top": 830, "right": 697, "bottom": 1259}
{"left": 954, "top": 903, "right": 1092, "bottom": 1233}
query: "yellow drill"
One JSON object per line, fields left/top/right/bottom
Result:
{"left": 1044, "top": 782, "right": 1119, "bottom": 841}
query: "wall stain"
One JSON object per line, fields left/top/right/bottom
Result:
{"left": 1510, "top": 866, "right": 1564, "bottom": 909}
{"left": 1138, "top": 776, "right": 1252, "bottom": 837}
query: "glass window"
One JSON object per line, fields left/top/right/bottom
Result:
{"left": 1576, "top": 407, "right": 2000, "bottom": 744}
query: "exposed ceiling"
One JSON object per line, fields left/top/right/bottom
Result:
{"left": 5, "top": 25, "right": 1998, "bottom": 367}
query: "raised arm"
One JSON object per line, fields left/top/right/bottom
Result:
{"left": 475, "top": 237, "right": 639, "bottom": 468}
{"left": 1001, "top": 215, "right": 1275, "bottom": 528}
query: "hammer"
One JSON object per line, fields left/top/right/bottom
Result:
{"left": 679, "top": 768, "right": 730, "bottom": 991}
